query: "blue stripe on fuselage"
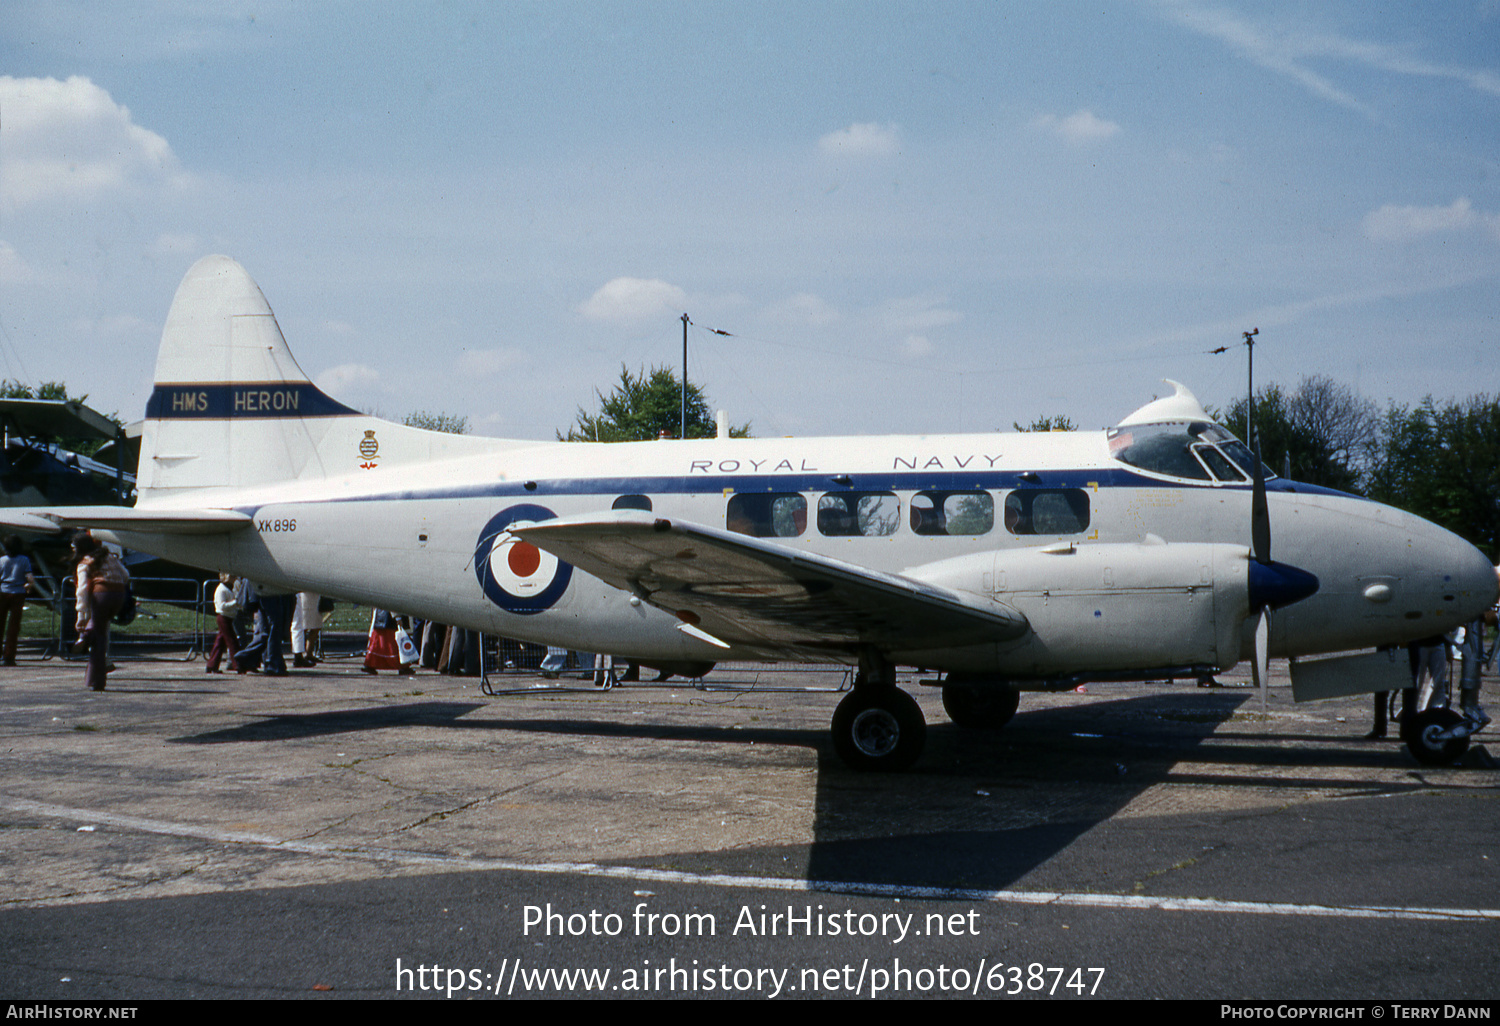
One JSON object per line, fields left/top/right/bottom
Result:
{"left": 233, "top": 466, "right": 1370, "bottom": 513}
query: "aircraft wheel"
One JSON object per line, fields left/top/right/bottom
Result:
{"left": 942, "top": 681, "right": 1020, "bottom": 730}
{"left": 832, "top": 687, "right": 926, "bottom": 772}
{"left": 1404, "top": 707, "right": 1470, "bottom": 766}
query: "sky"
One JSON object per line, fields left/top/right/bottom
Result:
{"left": 1, "top": 1, "right": 1497, "bottom": 441}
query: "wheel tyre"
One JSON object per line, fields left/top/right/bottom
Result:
{"left": 832, "top": 687, "right": 926, "bottom": 772}
{"left": 1405, "top": 707, "right": 1470, "bottom": 766}
{"left": 941, "top": 681, "right": 1020, "bottom": 730}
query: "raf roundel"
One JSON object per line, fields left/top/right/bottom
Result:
{"left": 474, "top": 504, "right": 573, "bottom": 614}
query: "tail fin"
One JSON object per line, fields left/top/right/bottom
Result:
{"left": 138, "top": 255, "right": 499, "bottom": 502}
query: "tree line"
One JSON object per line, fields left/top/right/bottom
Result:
{"left": 1217, "top": 377, "right": 1498, "bottom": 562}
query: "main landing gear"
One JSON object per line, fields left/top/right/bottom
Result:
{"left": 940, "top": 675, "right": 1020, "bottom": 731}
{"left": 831, "top": 651, "right": 926, "bottom": 772}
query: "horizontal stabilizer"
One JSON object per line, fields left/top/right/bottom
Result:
{"left": 0, "top": 506, "right": 252, "bottom": 536}
{"left": 511, "top": 511, "right": 1029, "bottom": 658}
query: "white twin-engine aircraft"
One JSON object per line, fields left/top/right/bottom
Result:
{"left": 12, "top": 256, "right": 1497, "bottom": 770}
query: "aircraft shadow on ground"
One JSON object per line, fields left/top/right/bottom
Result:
{"left": 172, "top": 702, "right": 490, "bottom": 742}
{"left": 167, "top": 691, "right": 1442, "bottom": 891}
{"left": 801, "top": 690, "right": 1463, "bottom": 890}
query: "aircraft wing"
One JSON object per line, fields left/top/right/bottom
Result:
{"left": 0, "top": 506, "right": 252, "bottom": 535}
{"left": 510, "top": 512, "right": 1029, "bottom": 658}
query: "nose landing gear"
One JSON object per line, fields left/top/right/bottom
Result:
{"left": 1401, "top": 706, "right": 1485, "bottom": 766}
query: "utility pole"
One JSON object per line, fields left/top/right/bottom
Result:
{"left": 681, "top": 313, "right": 690, "bottom": 441}
{"left": 1243, "top": 327, "right": 1258, "bottom": 447}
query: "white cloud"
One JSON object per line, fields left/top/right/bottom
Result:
{"left": 315, "top": 363, "right": 381, "bottom": 400}
{"left": 1362, "top": 197, "right": 1500, "bottom": 242}
{"left": 1033, "top": 110, "right": 1121, "bottom": 145}
{"left": 877, "top": 293, "right": 962, "bottom": 334}
{"left": 578, "top": 277, "right": 688, "bottom": 325}
{"left": 0, "top": 76, "right": 193, "bottom": 207}
{"left": 0, "top": 241, "right": 33, "bottom": 283}
{"left": 901, "top": 334, "right": 934, "bottom": 358}
{"left": 1156, "top": 3, "right": 1500, "bottom": 117}
{"left": 818, "top": 122, "right": 900, "bottom": 158}
{"left": 458, "top": 347, "right": 527, "bottom": 377}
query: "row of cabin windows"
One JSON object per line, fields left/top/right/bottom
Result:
{"left": 612, "top": 489, "right": 1091, "bottom": 539}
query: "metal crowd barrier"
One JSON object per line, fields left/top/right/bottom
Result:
{"left": 53, "top": 575, "right": 210, "bottom": 662}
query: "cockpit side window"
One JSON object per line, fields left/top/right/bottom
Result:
{"left": 1214, "top": 437, "right": 1274, "bottom": 480}
{"left": 1108, "top": 423, "right": 1213, "bottom": 480}
{"left": 1193, "top": 445, "right": 1246, "bottom": 482}
{"left": 1108, "top": 421, "right": 1276, "bottom": 482}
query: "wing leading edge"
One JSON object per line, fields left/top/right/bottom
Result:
{"left": 510, "top": 512, "right": 1030, "bottom": 659}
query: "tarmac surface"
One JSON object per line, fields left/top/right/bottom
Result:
{"left": 1, "top": 645, "right": 1497, "bottom": 1001}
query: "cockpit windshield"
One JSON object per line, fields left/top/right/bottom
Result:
{"left": 1106, "top": 421, "right": 1276, "bottom": 484}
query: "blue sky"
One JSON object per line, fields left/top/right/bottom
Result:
{"left": 1, "top": 1, "right": 1497, "bottom": 440}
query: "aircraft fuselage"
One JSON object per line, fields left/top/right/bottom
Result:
{"left": 114, "top": 427, "right": 1495, "bottom": 683}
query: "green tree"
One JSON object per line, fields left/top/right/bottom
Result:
{"left": 404, "top": 411, "right": 470, "bottom": 434}
{"left": 1288, "top": 375, "right": 1378, "bottom": 483}
{"left": 0, "top": 380, "right": 74, "bottom": 402}
{"left": 1013, "top": 414, "right": 1077, "bottom": 432}
{"left": 0, "top": 379, "right": 123, "bottom": 456}
{"left": 560, "top": 365, "right": 749, "bottom": 441}
{"left": 1218, "top": 381, "right": 1365, "bottom": 492}
{"left": 1367, "top": 395, "right": 1500, "bottom": 561}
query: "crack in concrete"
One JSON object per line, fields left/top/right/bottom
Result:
{"left": 396, "top": 769, "right": 572, "bottom": 834}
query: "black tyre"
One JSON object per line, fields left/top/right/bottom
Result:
{"left": 941, "top": 681, "right": 1020, "bottom": 730}
{"left": 1405, "top": 707, "right": 1470, "bottom": 766}
{"left": 831, "top": 687, "right": 926, "bottom": 772}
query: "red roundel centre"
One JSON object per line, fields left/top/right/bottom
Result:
{"left": 507, "top": 541, "right": 543, "bottom": 578}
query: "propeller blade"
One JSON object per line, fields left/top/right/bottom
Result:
{"left": 1250, "top": 438, "right": 1270, "bottom": 565}
{"left": 1251, "top": 608, "right": 1270, "bottom": 692}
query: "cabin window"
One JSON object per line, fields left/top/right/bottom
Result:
{"left": 910, "top": 490, "right": 994, "bottom": 536}
{"left": 726, "top": 492, "right": 807, "bottom": 538}
{"left": 612, "top": 494, "right": 653, "bottom": 511}
{"left": 816, "top": 492, "right": 899, "bottom": 537}
{"left": 1004, "top": 489, "right": 1090, "bottom": 536}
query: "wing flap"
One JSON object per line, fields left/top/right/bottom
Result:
{"left": 0, "top": 506, "right": 252, "bottom": 535}
{"left": 510, "top": 512, "right": 1029, "bottom": 657}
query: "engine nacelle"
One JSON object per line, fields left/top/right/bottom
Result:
{"left": 905, "top": 540, "right": 1253, "bottom": 677}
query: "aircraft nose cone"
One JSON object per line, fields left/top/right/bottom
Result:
{"left": 1450, "top": 541, "right": 1499, "bottom": 620}
{"left": 1248, "top": 559, "right": 1320, "bottom": 610}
